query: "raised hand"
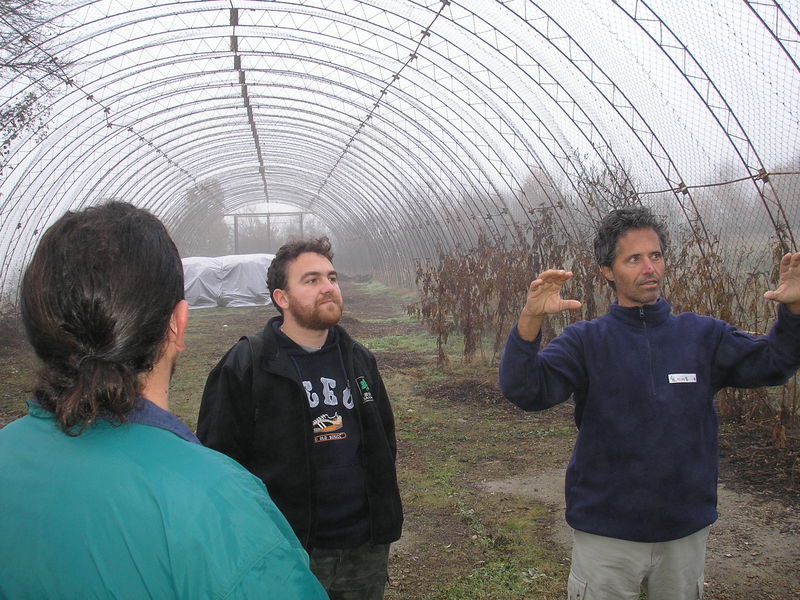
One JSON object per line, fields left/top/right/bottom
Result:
{"left": 522, "top": 270, "right": 583, "bottom": 317}
{"left": 764, "top": 252, "right": 800, "bottom": 314}
{"left": 517, "top": 270, "right": 582, "bottom": 341}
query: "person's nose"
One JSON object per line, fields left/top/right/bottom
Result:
{"left": 642, "top": 259, "right": 655, "bottom": 275}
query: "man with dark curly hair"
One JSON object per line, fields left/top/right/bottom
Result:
{"left": 199, "top": 236, "right": 403, "bottom": 600}
{"left": 500, "top": 206, "right": 800, "bottom": 600}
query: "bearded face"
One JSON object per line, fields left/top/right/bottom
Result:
{"left": 278, "top": 252, "right": 344, "bottom": 330}
{"left": 284, "top": 286, "right": 343, "bottom": 330}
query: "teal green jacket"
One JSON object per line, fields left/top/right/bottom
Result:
{"left": 0, "top": 401, "right": 328, "bottom": 599}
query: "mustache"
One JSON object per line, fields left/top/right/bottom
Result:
{"left": 317, "top": 293, "right": 341, "bottom": 304}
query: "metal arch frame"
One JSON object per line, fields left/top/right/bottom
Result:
{"left": 498, "top": 0, "right": 716, "bottom": 255}
{"left": 745, "top": 0, "right": 800, "bottom": 74}
{"left": 225, "top": 1, "right": 517, "bottom": 227}
{"left": 228, "top": 30, "right": 524, "bottom": 234}
{"left": 422, "top": 6, "right": 642, "bottom": 232}
{"left": 105, "top": 75, "right": 488, "bottom": 253}
{"left": 3, "top": 4, "right": 528, "bottom": 282}
{"left": 613, "top": 0, "right": 797, "bottom": 249}
{"left": 0, "top": 91, "right": 472, "bottom": 290}
{"left": 227, "top": 2, "right": 544, "bottom": 232}
{"left": 4, "top": 79, "right": 476, "bottom": 255}
{"left": 242, "top": 85, "right": 500, "bottom": 240}
{"left": 98, "top": 114, "right": 432, "bottom": 268}
{"left": 2, "top": 0, "right": 579, "bottom": 285}
{"left": 2, "top": 1, "right": 799, "bottom": 296}
{"left": 3, "top": 60, "right": 511, "bottom": 261}
{"left": 169, "top": 131, "right": 440, "bottom": 265}
{"left": 254, "top": 102, "right": 486, "bottom": 239}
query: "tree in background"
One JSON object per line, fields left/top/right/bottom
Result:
{"left": 171, "top": 179, "right": 230, "bottom": 257}
{"left": 1, "top": 0, "right": 72, "bottom": 175}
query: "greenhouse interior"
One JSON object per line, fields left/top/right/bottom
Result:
{"left": 1, "top": 2, "right": 799, "bottom": 598}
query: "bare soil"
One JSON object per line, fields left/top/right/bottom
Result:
{"left": 395, "top": 377, "right": 800, "bottom": 598}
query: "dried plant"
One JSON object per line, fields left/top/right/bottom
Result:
{"left": 409, "top": 204, "right": 798, "bottom": 445}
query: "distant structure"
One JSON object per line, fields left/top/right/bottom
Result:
{"left": 183, "top": 254, "right": 274, "bottom": 308}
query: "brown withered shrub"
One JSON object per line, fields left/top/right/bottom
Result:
{"left": 409, "top": 207, "right": 798, "bottom": 443}
{"left": 408, "top": 207, "right": 608, "bottom": 365}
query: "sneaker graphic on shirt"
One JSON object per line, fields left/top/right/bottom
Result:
{"left": 312, "top": 413, "right": 343, "bottom": 434}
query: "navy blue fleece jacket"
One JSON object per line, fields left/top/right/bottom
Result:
{"left": 499, "top": 298, "right": 800, "bottom": 542}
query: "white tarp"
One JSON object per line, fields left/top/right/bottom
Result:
{"left": 182, "top": 254, "right": 274, "bottom": 309}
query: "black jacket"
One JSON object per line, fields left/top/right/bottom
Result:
{"left": 197, "top": 317, "right": 403, "bottom": 550}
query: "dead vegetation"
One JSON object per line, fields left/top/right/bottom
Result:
{"left": 407, "top": 207, "right": 799, "bottom": 447}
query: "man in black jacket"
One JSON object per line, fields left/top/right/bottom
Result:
{"left": 197, "top": 237, "right": 402, "bottom": 600}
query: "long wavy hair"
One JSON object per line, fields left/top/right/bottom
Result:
{"left": 20, "top": 201, "right": 184, "bottom": 435}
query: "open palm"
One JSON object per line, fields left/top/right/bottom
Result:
{"left": 523, "top": 270, "right": 582, "bottom": 316}
{"left": 764, "top": 252, "right": 800, "bottom": 311}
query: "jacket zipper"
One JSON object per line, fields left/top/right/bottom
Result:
{"left": 640, "top": 306, "right": 656, "bottom": 397}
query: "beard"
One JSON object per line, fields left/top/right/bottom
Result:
{"left": 287, "top": 295, "right": 343, "bottom": 330}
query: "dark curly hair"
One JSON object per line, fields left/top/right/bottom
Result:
{"left": 592, "top": 206, "right": 668, "bottom": 290}
{"left": 594, "top": 206, "right": 668, "bottom": 266}
{"left": 266, "top": 237, "right": 334, "bottom": 314}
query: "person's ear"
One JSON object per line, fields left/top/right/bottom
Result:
{"left": 600, "top": 265, "right": 614, "bottom": 286}
{"left": 273, "top": 288, "right": 289, "bottom": 312}
{"left": 168, "top": 300, "right": 189, "bottom": 353}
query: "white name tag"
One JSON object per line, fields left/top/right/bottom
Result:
{"left": 668, "top": 373, "right": 697, "bottom": 384}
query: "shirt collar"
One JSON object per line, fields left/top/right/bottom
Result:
{"left": 126, "top": 398, "right": 201, "bottom": 444}
{"left": 26, "top": 397, "right": 200, "bottom": 444}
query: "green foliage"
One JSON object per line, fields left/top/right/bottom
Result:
{"left": 354, "top": 280, "right": 415, "bottom": 303}
{"left": 358, "top": 331, "right": 443, "bottom": 355}
{"left": 431, "top": 560, "right": 551, "bottom": 600}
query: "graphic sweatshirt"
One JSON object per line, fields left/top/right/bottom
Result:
{"left": 279, "top": 326, "right": 369, "bottom": 549}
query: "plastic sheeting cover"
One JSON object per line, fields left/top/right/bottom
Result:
{"left": 182, "top": 254, "right": 274, "bottom": 309}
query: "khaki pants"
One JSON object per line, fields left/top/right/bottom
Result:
{"left": 568, "top": 527, "right": 709, "bottom": 600}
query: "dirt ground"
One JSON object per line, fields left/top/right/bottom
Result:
{"left": 473, "top": 403, "right": 800, "bottom": 599}
{"left": 342, "top": 280, "right": 800, "bottom": 599}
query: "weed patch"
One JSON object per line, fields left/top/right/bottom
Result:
{"left": 359, "top": 331, "right": 441, "bottom": 355}
{"left": 0, "top": 307, "right": 26, "bottom": 353}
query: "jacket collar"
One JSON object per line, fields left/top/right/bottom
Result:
{"left": 127, "top": 398, "right": 201, "bottom": 444}
{"left": 259, "top": 316, "right": 354, "bottom": 376}
{"left": 607, "top": 297, "right": 672, "bottom": 327}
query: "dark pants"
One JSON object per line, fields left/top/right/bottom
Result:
{"left": 310, "top": 542, "right": 390, "bottom": 600}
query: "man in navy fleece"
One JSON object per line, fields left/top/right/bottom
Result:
{"left": 499, "top": 206, "right": 800, "bottom": 600}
